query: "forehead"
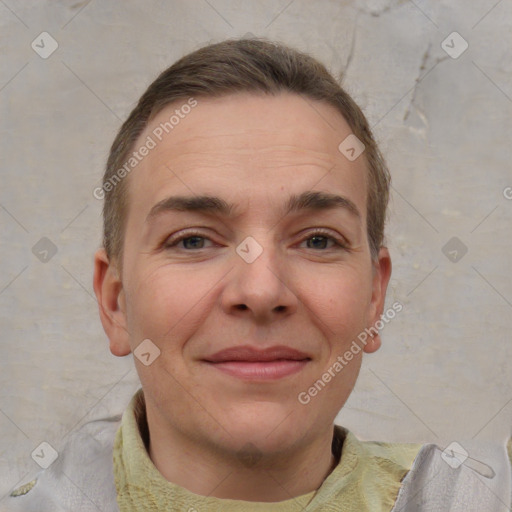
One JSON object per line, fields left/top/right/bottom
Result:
{"left": 126, "top": 92, "right": 368, "bottom": 223}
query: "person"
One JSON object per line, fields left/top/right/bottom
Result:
{"left": 5, "top": 37, "right": 511, "bottom": 512}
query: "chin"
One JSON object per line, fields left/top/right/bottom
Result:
{"left": 216, "top": 403, "right": 307, "bottom": 451}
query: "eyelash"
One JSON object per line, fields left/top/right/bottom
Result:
{"left": 162, "top": 229, "right": 349, "bottom": 251}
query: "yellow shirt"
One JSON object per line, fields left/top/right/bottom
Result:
{"left": 113, "top": 388, "right": 423, "bottom": 511}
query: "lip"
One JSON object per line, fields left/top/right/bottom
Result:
{"left": 203, "top": 345, "right": 311, "bottom": 380}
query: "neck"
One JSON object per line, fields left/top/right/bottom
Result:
{"left": 145, "top": 407, "right": 337, "bottom": 502}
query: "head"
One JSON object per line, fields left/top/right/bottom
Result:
{"left": 93, "top": 38, "right": 391, "bottom": 461}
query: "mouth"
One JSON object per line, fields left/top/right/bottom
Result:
{"left": 202, "top": 345, "right": 311, "bottom": 380}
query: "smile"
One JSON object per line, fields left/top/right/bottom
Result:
{"left": 203, "top": 345, "right": 311, "bottom": 380}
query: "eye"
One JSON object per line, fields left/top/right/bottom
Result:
{"left": 163, "top": 230, "right": 215, "bottom": 250}
{"left": 298, "top": 230, "right": 349, "bottom": 250}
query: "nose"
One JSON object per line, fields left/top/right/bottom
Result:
{"left": 220, "top": 236, "right": 299, "bottom": 323}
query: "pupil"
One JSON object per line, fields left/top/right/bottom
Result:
{"left": 185, "top": 236, "right": 203, "bottom": 249}
{"left": 310, "top": 236, "right": 327, "bottom": 249}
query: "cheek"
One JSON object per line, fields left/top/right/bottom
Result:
{"left": 125, "top": 265, "right": 215, "bottom": 343}
{"left": 302, "top": 266, "right": 372, "bottom": 333}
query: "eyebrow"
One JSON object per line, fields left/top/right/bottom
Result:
{"left": 145, "top": 190, "right": 361, "bottom": 223}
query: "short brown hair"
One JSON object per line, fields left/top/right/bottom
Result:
{"left": 101, "top": 38, "right": 390, "bottom": 272}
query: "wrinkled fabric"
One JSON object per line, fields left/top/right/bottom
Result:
{"left": 2, "top": 415, "right": 121, "bottom": 512}
{"left": 392, "top": 439, "right": 512, "bottom": 512}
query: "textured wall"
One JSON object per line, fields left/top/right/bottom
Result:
{"left": 1, "top": 0, "right": 511, "bottom": 500}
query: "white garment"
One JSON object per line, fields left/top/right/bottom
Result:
{"left": 392, "top": 439, "right": 512, "bottom": 511}
{"left": 1, "top": 415, "right": 121, "bottom": 512}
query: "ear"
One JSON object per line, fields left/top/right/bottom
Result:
{"left": 93, "top": 248, "right": 132, "bottom": 357}
{"left": 363, "top": 247, "right": 392, "bottom": 354}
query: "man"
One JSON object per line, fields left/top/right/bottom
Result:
{"left": 5, "top": 38, "right": 511, "bottom": 511}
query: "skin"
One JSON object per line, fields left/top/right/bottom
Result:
{"left": 93, "top": 91, "right": 391, "bottom": 502}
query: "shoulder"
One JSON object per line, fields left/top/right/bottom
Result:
{"left": 2, "top": 415, "right": 122, "bottom": 512}
{"left": 323, "top": 427, "right": 423, "bottom": 511}
{"left": 391, "top": 437, "right": 512, "bottom": 512}
{"left": 337, "top": 428, "right": 512, "bottom": 511}
{"left": 342, "top": 427, "right": 423, "bottom": 474}
{"left": 358, "top": 437, "right": 423, "bottom": 469}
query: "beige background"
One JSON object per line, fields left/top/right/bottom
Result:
{"left": 1, "top": 0, "right": 512, "bottom": 500}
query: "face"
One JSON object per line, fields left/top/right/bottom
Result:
{"left": 94, "top": 92, "right": 391, "bottom": 459}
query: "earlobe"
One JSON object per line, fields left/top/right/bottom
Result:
{"left": 363, "top": 334, "right": 381, "bottom": 353}
{"left": 92, "top": 248, "right": 132, "bottom": 357}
